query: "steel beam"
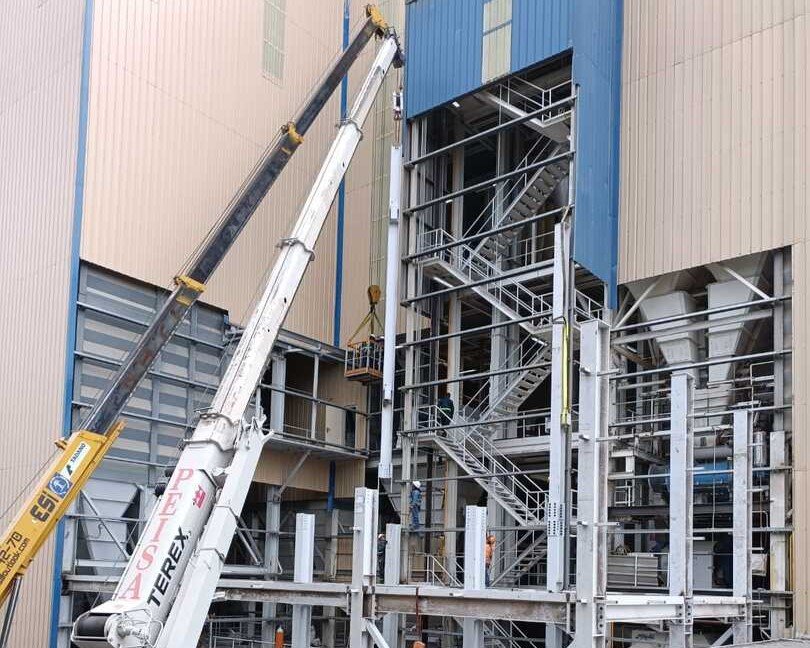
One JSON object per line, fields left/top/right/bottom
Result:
{"left": 668, "top": 373, "right": 694, "bottom": 648}
{"left": 373, "top": 585, "right": 569, "bottom": 623}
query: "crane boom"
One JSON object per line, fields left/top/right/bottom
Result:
{"left": 0, "top": 5, "right": 395, "bottom": 625}
{"left": 72, "top": 26, "right": 402, "bottom": 648}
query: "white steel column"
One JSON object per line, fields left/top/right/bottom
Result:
{"left": 262, "top": 486, "right": 281, "bottom": 642}
{"left": 401, "top": 118, "right": 421, "bottom": 581}
{"left": 382, "top": 523, "right": 402, "bottom": 648}
{"left": 349, "top": 488, "right": 379, "bottom": 648}
{"left": 573, "top": 320, "right": 608, "bottom": 648}
{"left": 463, "top": 506, "right": 487, "bottom": 648}
{"left": 547, "top": 220, "right": 571, "bottom": 648}
{"left": 547, "top": 220, "right": 571, "bottom": 590}
{"left": 270, "top": 353, "right": 286, "bottom": 433}
{"left": 770, "top": 249, "right": 788, "bottom": 637}
{"left": 292, "top": 514, "right": 315, "bottom": 648}
{"left": 669, "top": 373, "right": 694, "bottom": 648}
{"left": 380, "top": 145, "right": 402, "bottom": 480}
{"left": 732, "top": 410, "right": 753, "bottom": 643}
{"left": 323, "top": 507, "right": 340, "bottom": 648}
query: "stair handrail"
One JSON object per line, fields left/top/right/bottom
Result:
{"left": 435, "top": 408, "right": 545, "bottom": 523}
{"left": 464, "top": 335, "right": 548, "bottom": 421}
{"left": 464, "top": 137, "right": 557, "bottom": 239}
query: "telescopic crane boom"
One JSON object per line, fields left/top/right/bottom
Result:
{"left": 72, "top": 14, "right": 402, "bottom": 648}
{"left": 0, "top": 6, "right": 397, "bottom": 644}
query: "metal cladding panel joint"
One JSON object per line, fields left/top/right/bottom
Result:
{"left": 571, "top": 0, "right": 623, "bottom": 303}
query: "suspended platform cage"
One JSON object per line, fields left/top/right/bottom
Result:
{"left": 344, "top": 285, "right": 384, "bottom": 382}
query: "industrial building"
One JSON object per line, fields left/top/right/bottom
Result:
{"left": 0, "top": 1, "right": 807, "bottom": 648}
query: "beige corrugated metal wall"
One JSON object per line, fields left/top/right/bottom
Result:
{"left": 619, "top": 0, "right": 810, "bottom": 632}
{"left": 80, "top": 0, "right": 390, "bottom": 342}
{"left": 0, "top": 2, "right": 85, "bottom": 646}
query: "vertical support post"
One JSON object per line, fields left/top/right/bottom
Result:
{"left": 323, "top": 507, "right": 340, "bottom": 648}
{"left": 770, "top": 249, "right": 788, "bottom": 638}
{"left": 401, "top": 118, "right": 421, "bottom": 582}
{"left": 262, "top": 485, "right": 281, "bottom": 643}
{"left": 573, "top": 320, "right": 608, "bottom": 648}
{"left": 382, "top": 523, "right": 402, "bottom": 648}
{"left": 292, "top": 514, "right": 315, "bottom": 648}
{"left": 548, "top": 221, "right": 571, "bottom": 590}
{"left": 547, "top": 220, "right": 571, "bottom": 648}
{"left": 444, "top": 134, "right": 463, "bottom": 589}
{"left": 732, "top": 410, "right": 753, "bottom": 643}
{"left": 270, "top": 353, "right": 286, "bottom": 433}
{"left": 380, "top": 145, "right": 402, "bottom": 480}
{"left": 669, "top": 373, "right": 694, "bottom": 648}
{"left": 462, "top": 506, "right": 486, "bottom": 648}
{"left": 310, "top": 354, "right": 320, "bottom": 439}
{"left": 349, "top": 488, "right": 378, "bottom": 648}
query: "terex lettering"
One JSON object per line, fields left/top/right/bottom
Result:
{"left": 147, "top": 528, "right": 189, "bottom": 607}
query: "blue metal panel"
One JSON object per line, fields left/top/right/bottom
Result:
{"left": 511, "top": 0, "right": 571, "bottom": 72}
{"left": 405, "top": 0, "right": 484, "bottom": 118}
{"left": 570, "top": 0, "right": 623, "bottom": 304}
{"left": 405, "top": 0, "right": 573, "bottom": 117}
{"left": 404, "top": 0, "right": 623, "bottom": 300}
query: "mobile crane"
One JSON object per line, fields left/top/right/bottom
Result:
{"left": 71, "top": 14, "right": 403, "bottom": 648}
{"left": 0, "top": 6, "right": 399, "bottom": 647}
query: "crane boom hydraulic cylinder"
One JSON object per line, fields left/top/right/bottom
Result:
{"left": 0, "top": 3, "right": 398, "bottom": 634}
{"left": 72, "top": 26, "right": 402, "bottom": 648}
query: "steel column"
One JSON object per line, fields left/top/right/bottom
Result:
{"left": 463, "top": 506, "right": 487, "bottom": 648}
{"left": 270, "top": 353, "right": 286, "bottom": 433}
{"left": 770, "top": 249, "right": 788, "bottom": 637}
{"left": 380, "top": 145, "right": 402, "bottom": 480}
{"left": 732, "top": 410, "right": 752, "bottom": 643}
{"left": 573, "top": 320, "right": 609, "bottom": 648}
{"left": 668, "top": 373, "right": 694, "bottom": 648}
{"left": 382, "top": 523, "right": 402, "bottom": 648}
{"left": 262, "top": 485, "right": 281, "bottom": 642}
{"left": 292, "top": 514, "right": 315, "bottom": 648}
{"left": 349, "top": 488, "right": 379, "bottom": 648}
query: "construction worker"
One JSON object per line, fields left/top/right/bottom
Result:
{"left": 377, "top": 533, "right": 387, "bottom": 578}
{"left": 484, "top": 534, "right": 496, "bottom": 586}
{"left": 410, "top": 480, "right": 423, "bottom": 530}
{"left": 437, "top": 392, "right": 455, "bottom": 428}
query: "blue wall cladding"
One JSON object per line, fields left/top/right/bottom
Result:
{"left": 405, "top": 0, "right": 571, "bottom": 118}
{"left": 571, "top": 0, "right": 623, "bottom": 303}
{"left": 404, "top": 0, "right": 623, "bottom": 301}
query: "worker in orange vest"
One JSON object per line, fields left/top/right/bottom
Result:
{"left": 484, "top": 534, "right": 496, "bottom": 586}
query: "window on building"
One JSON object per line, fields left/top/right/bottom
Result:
{"left": 263, "top": 0, "right": 286, "bottom": 80}
{"left": 482, "top": 0, "right": 512, "bottom": 83}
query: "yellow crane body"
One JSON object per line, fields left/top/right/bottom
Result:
{"left": 0, "top": 422, "right": 123, "bottom": 604}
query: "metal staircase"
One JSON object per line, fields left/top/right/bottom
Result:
{"left": 473, "top": 141, "right": 570, "bottom": 264}
{"left": 418, "top": 229, "right": 555, "bottom": 336}
{"left": 490, "top": 529, "right": 547, "bottom": 588}
{"left": 463, "top": 336, "right": 552, "bottom": 419}
{"left": 423, "top": 406, "right": 544, "bottom": 526}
